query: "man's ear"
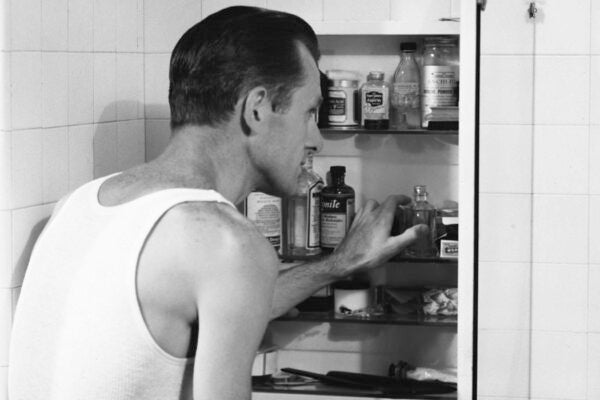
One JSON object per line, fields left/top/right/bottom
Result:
{"left": 241, "top": 86, "right": 272, "bottom": 136}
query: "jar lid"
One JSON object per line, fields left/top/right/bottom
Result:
{"left": 328, "top": 79, "right": 359, "bottom": 88}
{"left": 400, "top": 42, "right": 417, "bottom": 52}
{"left": 367, "top": 71, "right": 384, "bottom": 80}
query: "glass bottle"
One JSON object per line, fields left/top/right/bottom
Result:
{"left": 244, "top": 192, "right": 282, "bottom": 253}
{"left": 360, "top": 71, "right": 391, "bottom": 129}
{"left": 320, "top": 166, "right": 355, "bottom": 253}
{"left": 283, "top": 150, "right": 324, "bottom": 258}
{"left": 391, "top": 42, "right": 421, "bottom": 129}
{"left": 405, "top": 185, "right": 437, "bottom": 257}
{"left": 421, "top": 37, "right": 459, "bottom": 128}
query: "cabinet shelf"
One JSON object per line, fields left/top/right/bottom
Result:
{"left": 280, "top": 254, "right": 458, "bottom": 266}
{"left": 275, "top": 311, "right": 457, "bottom": 327}
{"left": 308, "top": 20, "right": 460, "bottom": 36}
{"left": 254, "top": 381, "right": 457, "bottom": 399}
{"left": 320, "top": 127, "right": 458, "bottom": 136}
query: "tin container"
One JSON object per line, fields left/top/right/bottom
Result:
{"left": 327, "top": 78, "right": 359, "bottom": 126}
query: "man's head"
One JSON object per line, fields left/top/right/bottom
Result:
{"left": 168, "top": 6, "right": 320, "bottom": 131}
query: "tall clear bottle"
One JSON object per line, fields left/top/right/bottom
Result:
{"left": 405, "top": 185, "right": 437, "bottom": 257}
{"left": 391, "top": 42, "right": 421, "bottom": 129}
{"left": 284, "top": 150, "right": 324, "bottom": 258}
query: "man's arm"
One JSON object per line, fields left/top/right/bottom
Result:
{"left": 270, "top": 195, "right": 427, "bottom": 318}
{"left": 180, "top": 205, "right": 279, "bottom": 400}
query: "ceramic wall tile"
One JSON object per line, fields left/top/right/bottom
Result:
{"left": 479, "top": 124, "right": 532, "bottom": 194}
{"left": 0, "top": 289, "right": 10, "bottom": 365}
{"left": 11, "top": 204, "right": 53, "bottom": 288}
{"left": 144, "top": 0, "right": 204, "bottom": 53}
{"left": 116, "top": 54, "right": 144, "bottom": 120}
{"left": 0, "top": 0, "right": 9, "bottom": 51}
{"left": 532, "top": 195, "right": 588, "bottom": 264}
{"left": 480, "top": 55, "right": 534, "bottom": 124}
{"left": 67, "top": 124, "right": 94, "bottom": 190}
{"left": 481, "top": 0, "right": 534, "bottom": 55}
{"left": 591, "top": 127, "right": 600, "bottom": 195}
{"left": 589, "top": 333, "right": 600, "bottom": 399}
{"left": 478, "top": 193, "right": 532, "bottom": 263}
{"left": 117, "top": 120, "right": 145, "bottom": 171}
{"left": 68, "top": 0, "right": 94, "bottom": 51}
{"left": 93, "top": 0, "right": 117, "bottom": 52}
{"left": 203, "top": 0, "right": 267, "bottom": 18}
{"left": 533, "top": 125, "right": 589, "bottom": 195}
{"left": 42, "top": 52, "right": 69, "bottom": 128}
{"left": 0, "top": 53, "right": 9, "bottom": 131}
{"left": 534, "top": 0, "right": 590, "bottom": 55}
{"left": 531, "top": 263, "right": 588, "bottom": 332}
{"left": 593, "top": 1, "right": 600, "bottom": 54}
{"left": 42, "top": 0, "right": 68, "bottom": 51}
{"left": 68, "top": 53, "right": 94, "bottom": 125}
{"left": 323, "top": 0, "right": 389, "bottom": 21}
{"left": 93, "top": 53, "right": 117, "bottom": 123}
{"left": 477, "top": 330, "right": 530, "bottom": 397}
{"left": 117, "top": 0, "right": 143, "bottom": 52}
{"left": 478, "top": 262, "right": 531, "bottom": 330}
{"left": 144, "top": 54, "right": 171, "bottom": 119}
{"left": 42, "top": 127, "right": 69, "bottom": 203}
{"left": 390, "top": 0, "right": 451, "bottom": 22}
{"left": 0, "top": 133, "right": 10, "bottom": 210}
{"left": 92, "top": 122, "right": 118, "bottom": 179}
{"left": 0, "top": 212, "right": 11, "bottom": 288}
{"left": 11, "top": 52, "right": 42, "bottom": 130}
{"left": 11, "top": 130, "right": 42, "bottom": 209}
{"left": 266, "top": 0, "right": 323, "bottom": 21}
{"left": 10, "top": 0, "right": 41, "bottom": 51}
{"left": 530, "top": 331, "right": 587, "bottom": 399}
{"left": 534, "top": 56, "right": 590, "bottom": 125}
{"left": 591, "top": 56, "right": 600, "bottom": 125}
{"left": 590, "top": 265, "right": 600, "bottom": 332}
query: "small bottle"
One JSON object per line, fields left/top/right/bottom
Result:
{"left": 320, "top": 166, "right": 355, "bottom": 253}
{"left": 283, "top": 150, "right": 324, "bottom": 258}
{"left": 421, "top": 37, "right": 459, "bottom": 128}
{"left": 391, "top": 42, "right": 421, "bottom": 129}
{"left": 405, "top": 185, "right": 437, "bottom": 258}
{"left": 360, "top": 71, "right": 391, "bottom": 129}
{"left": 244, "top": 192, "right": 282, "bottom": 253}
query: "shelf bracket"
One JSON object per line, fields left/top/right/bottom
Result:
{"left": 528, "top": 2, "right": 538, "bottom": 19}
{"left": 477, "top": 0, "right": 487, "bottom": 12}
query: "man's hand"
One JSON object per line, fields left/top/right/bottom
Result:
{"left": 330, "top": 194, "right": 429, "bottom": 275}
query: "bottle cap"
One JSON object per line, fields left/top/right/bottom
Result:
{"left": 400, "top": 42, "right": 417, "bottom": 52}
{"left": 330, "top": 165, "right": 346, "bottom": 176}
{"left": 414, "top": 185, "right": 427, "bottom": 195}
{"left": 367, "top": 71, "right": 384, "bottom": 81}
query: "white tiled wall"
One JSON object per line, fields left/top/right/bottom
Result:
{"left": 0, "top": 0, "right": 146, "bottom": 398}
{"left": 2, "top": 0, "right": 600, "bottom": 399}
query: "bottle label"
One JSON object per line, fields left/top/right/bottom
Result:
{"left": 306, "top": 181, "right": 323, "bottom": 248}
{"left": 245, "top": 192, "right": 281, "bottom": 250}
{"left": 320, "top": 196, "right": 355, "bottom": 248}
{"left": 362, "top": 88, "right": 389, "bottom": 120}
{"left": 392, "top": 82, "right": 420, "bottom": 108}
{"left": 422, "top": 66, "right": 458, "bottom": 126}
{"left": 328, "top": 89, "right": 347, "bottom": 122}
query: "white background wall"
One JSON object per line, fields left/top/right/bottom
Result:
{"left": 1, "top": 0, "right": 599, "bottom": 399}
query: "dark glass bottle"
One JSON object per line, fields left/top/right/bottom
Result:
{"left": 320, "top": 166, "right": 355, "bottom": 253}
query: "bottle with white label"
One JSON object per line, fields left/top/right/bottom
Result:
{"left": 421, "top": 37, "right": 459, "bottom": 128}
{"left": 244, "top": 192, "right": 282, "bottom": 253}
{"left": 283, "top": 150, "right": 323, "bottom": 258}
{"left": 391, "top": 42, "right": 421, "bottom": 129}
{"left": 320, "top": 166, "right": 355, "bottom": 253}
{"left": 360, "top": 71, "right": 390, "bottom": 129}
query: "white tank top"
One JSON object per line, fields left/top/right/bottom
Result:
{"left": 9, "top": 174, "right": 236, "bottom": 400}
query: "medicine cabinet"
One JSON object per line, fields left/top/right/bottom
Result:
{"left": 253, "top": 1, "right": 478, "bottom": 399}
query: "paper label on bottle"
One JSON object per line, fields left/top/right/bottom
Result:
{"left": 392, "top": 82, "right": 420, "bottom": 108}
{"left": 422, "top": 66, "right": 458, "bottom": 126}
{"left": 320, "top": 197, "right": 355, "bottom": 248}
{"left": 328, "top": 90, "right": 346, "bottom": 122}
{"left": 245, "top": 192, "right": 281, "bottom": 249}
{"left": 306, "top": 181, "right": 323, "bottom": 248}
{"left": 362, "top": 88, "right": 389, "bottom": 120}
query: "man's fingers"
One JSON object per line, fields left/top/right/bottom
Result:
{"left": 388, "top": 224, "right": 429, "bottom": 250}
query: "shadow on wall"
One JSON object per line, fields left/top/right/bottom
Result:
{"left": 12, "top": 216, "right": 51, "bottom": 288}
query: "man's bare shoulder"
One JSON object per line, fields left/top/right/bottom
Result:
{"left": 160, "top": 201, "right": 279, "bottom": 278}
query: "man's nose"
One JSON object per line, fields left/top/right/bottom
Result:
{"left": 307, "top": 122, "right": 324, "bottom": 154}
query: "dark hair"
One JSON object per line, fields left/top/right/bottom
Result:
{"left": 168, "top": 6, "right": 320, "bottom": 130}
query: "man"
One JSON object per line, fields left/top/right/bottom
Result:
{"left": 9, "top": 6, "right": 425, "bottom": 400}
